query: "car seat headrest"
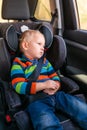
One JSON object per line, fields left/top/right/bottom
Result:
{"left": 0, "top": 23, "right": 53, "bottom": 52}
{"left": 0, "top": 24, "right": 18, "bottom": 52}
{"left": 2, "top": 0, "right": 30, "bottom": 20}
{"left": 39, "top": 24, "right": 53, "bottom": 48}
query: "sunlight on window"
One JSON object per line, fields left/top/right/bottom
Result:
{"left": 34, "top": 0, "right": 52, "bottom": 21}
{"left": 77, "top": 0, "right": 87, "bottom": 30}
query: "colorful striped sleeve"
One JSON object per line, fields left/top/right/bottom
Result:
{"left": 11, "top": 58, "right": 36, "bottom": 95}
{"left": 46, "top": 60, "right": 60, "bottom": 82}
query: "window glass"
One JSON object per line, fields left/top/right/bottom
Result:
{"left": 34, "top": 0, "right": 52, "bottom": 21}
{"left": 76, "top": 0, "right": 87, "bottom": 30}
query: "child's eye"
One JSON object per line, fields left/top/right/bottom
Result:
{"left": 37, "top": 43, "right": 45, "bottom": 48}
{"left": 38, "top": 43, "right": 41, "bottom": 45}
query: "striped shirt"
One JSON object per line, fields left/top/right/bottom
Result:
{"left": 11, "top": 55, "right": 60, "bottom": 95}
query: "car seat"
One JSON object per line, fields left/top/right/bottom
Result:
{"left": 0, "top": 0, "right": 86, "bottom": 130}
{"left": 0, "top": 23, "right": 76, "bottom": 130}
{"left": 0, "top": 23, "right": 86, "bottom": 130}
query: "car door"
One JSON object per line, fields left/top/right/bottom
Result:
{"left": 60, "top": 0, "right": 87, "bottom": 93}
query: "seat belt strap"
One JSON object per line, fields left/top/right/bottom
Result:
{"left": 27, "top": 54, "right": 45, "bottom": 82}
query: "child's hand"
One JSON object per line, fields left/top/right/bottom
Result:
{"left": 43, "top": 80, "right": 60, "bottom": 95}
{"left": 36, "top": 80, "right": 60, "bottom": 93}
{"left": 44, "top": 80, "right": 58, "bottom": 90}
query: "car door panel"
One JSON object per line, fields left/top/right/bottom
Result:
{"left": 64, "top": 30, "right": 87, "bottom": 89}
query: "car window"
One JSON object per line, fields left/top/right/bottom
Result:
{"left": 34, "top": 0, "right": 52, "bottom": 21}
{"left": 76, "top": 0, "right": 87, "bottom": 30}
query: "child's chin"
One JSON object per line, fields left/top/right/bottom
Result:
{"left": 38, "top": 56, "right": 42, "bottom": 59}
{"left": 35, "top": 56, "right": 41, "bottom": 59}
{"left": 36, "top": 54, "right": 43, "bottom": 59}
{"left": 38, "top": 55, "right": 43, "bottom": 58}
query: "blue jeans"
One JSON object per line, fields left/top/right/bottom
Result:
{"left": 26, "top": 91, "right": 87, "bottom": 130}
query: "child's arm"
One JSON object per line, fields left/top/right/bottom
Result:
{"left": 43, "top": 60, "right": 61, "bottom": 95}
{"left": 36, "top": 80, "right": 59, "bottom": 92}
{"left": 11, "top": 57, "right": 38, "bottom": 95}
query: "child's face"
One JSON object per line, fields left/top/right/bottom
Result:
{"left": 24, "top": 33, "right": 45, "bottom": 59}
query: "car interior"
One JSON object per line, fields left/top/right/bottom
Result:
{"left": 0, "top": 0, "right": 87, "bottom": 130}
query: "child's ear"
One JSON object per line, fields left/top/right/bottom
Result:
{"left": 22, "top": 41, "right": 29, "bottom": 50}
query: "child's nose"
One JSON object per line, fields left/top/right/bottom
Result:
{"left": 41, "top": 46, "right": 44, "bottom": 51}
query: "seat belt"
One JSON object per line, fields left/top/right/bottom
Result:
{"left": 27, "top": 54, "right": 44, "bottom": 82}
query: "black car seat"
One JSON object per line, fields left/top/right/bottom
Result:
{"left": 0, "top": 0, "right": 86, "bottom": 130}
{"left": 0, "top": 22, "right": 84, "bottom": 130}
